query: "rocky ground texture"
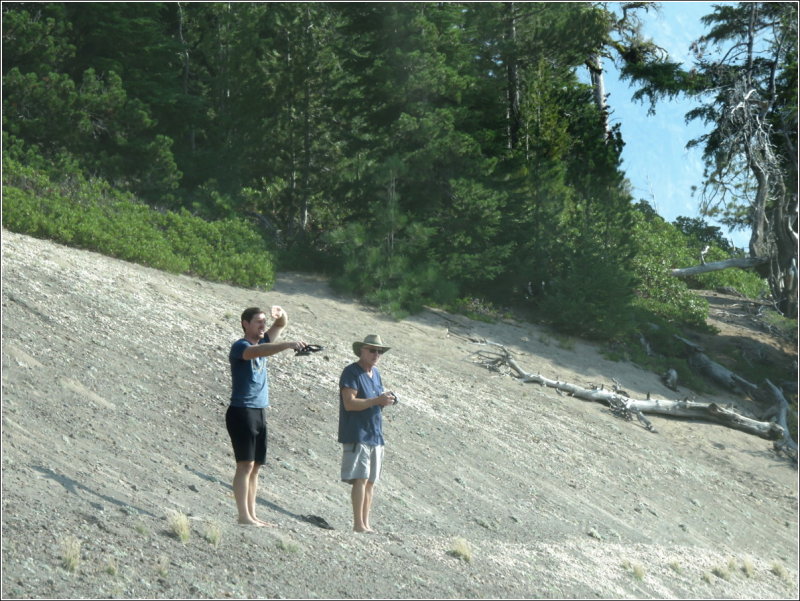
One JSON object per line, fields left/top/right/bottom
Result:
{"left": 2, "top": 229, "right": 798, "bottom": 599}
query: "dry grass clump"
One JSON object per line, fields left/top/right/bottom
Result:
{"left": 105, "top": 557, "right": 119, "bottom": 576}
{"left": 166, "top": 509, "right": 191, "bottom": 543}
{"left": 740, "top": 557, "right": 755, "bottom": 578}
{"left": 203, "top": 520, "right": 222, "bottom": 546}
{"left": 60, "top": 535, "right": 81, "bottom": 573}
{"left": 156, "top": 554, "right": 170, "bottom": 577}
{"left": 447, "top": 537, "right": 472, "bottom": 562}
{"left": 621, "top": 559, "right": 645, "bottom": 580}
{"left": 770, "top": 562, "right": 790, "bottom": 583}
{"left": 276, "top": 536, "right": 300, "bottom": 553}
{"left": 711, "top": 565, "right": 731, "bottom": 580}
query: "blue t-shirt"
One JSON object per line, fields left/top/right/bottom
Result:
{"left": 229, "top": 336, "right": 270, "bottom": 409}
{"left": 338, "top": 362, "right": 385, "bottom": 445}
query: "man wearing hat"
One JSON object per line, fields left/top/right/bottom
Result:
{"left": 338, "top": 334, "right": 397, "bottom": 533}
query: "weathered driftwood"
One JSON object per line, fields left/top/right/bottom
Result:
{"left": 758, "top": 379, "right": 798, "bottom": 457}
{"left": 675, "top": 335, "right": 758, "bottom": 393}
{"left": 661, "top": 368, "right": 679, "bottom": 391}
{"left": 472, "top": 343, "right": 785, "bottom": 442}
{"left": 670, "top": 256, "right": 768, "bottom": 278}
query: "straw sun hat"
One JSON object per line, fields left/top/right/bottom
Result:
{"left": 352, "top": 334, "right": 391, "bottom": 356}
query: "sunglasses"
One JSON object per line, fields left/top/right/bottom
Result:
{"left": 364, "top": 348, "right": 384, "bottom": 355}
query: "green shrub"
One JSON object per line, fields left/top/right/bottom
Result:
{"left": 538, "top": 255, "right": 637, "bottom": 340}
{"left": 2, "top": 157, "right": 276, "bottom": 289}
{"left": 631, "top": 211, "right": 710, "bottom": 328}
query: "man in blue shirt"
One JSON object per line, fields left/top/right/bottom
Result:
{"left": 227, "top": 306, "right": 306, "bottom": 526}
{"left": 339, "top": 334, "right": 397, "bottom": 533}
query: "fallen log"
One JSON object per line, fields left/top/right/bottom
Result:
{"left": 675, "top": 335, "right": 758, "bottom": 394}
{"left": 471, "top": 343, "right": 785, "bottom": 441}
{"left": 670, "top": 256, "right": 768, "bottom": 278}
{"left": 759, "top": 379, "right": 798, "bottom": 459}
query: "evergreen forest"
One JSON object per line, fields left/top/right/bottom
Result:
{"left": 3, "top": 2, "right": 797, "bottom": 349}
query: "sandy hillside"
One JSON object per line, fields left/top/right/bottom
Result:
{"left": 1, "top": 228, "right": 798, "bottom": 599}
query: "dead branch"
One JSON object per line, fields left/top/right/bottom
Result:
{"left": 471, "top": 343, "right": 785, "bottom": 442}
{"left": 760, "top": 379, "right": 798, "bottom": 460}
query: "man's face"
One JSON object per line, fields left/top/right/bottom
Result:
{"left": 360, "top": 346, "right": 384, "bottom": 366}
{"left": 243, "top": 313, "right": 267, "bottom": 339}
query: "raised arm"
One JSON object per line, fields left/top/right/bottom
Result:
{"left": 266, "top": 305, "right": 288, "bottom": 342}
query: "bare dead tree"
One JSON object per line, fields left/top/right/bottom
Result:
{"left": 687, "top": 3, "right": 798, "bottom": 317}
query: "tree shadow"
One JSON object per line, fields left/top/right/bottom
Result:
{"left": 31, "top": 465, "right": 156, "bottom": 517}
{"left": 184, "top": 466, "right": 306, "bottom": 522}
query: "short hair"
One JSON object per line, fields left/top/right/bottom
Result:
{"left": 240, "top": 307, "right": 265, "bottom": 332}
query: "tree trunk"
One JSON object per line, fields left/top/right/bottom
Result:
{"left": 504, "top": 2, "right": 520, "bottom": 150}
{"left": 586, "top": 53, "right": 611, "bottom": 139}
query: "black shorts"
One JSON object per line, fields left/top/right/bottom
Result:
{"left": 225, "top": 406, "right": 267, "bottom": 464}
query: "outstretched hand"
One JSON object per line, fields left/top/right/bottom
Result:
{"left": 295, "top": 344, "right": 324, "bottom": 356}
{"left": 287, "top": 340, "right": 307, "bottom": 352}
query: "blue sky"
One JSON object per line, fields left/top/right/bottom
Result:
{"left": 590, "top": 1, "right": 751, "bottom": 249}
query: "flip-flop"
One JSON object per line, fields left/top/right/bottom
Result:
{"left": 300, "top": 514, "right": 334, "bottom": 529}
{"left": 295, "top": 344, "right": 324, "bottom": 356}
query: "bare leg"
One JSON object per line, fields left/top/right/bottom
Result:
{"left": 248, "top": 463, "right": 274, "bottom": 526}
{"left": 362, "top": 481, "right": 375, "bottom": 532}
{"left": 233, "top": 461, "right": 262, "bottom": 526}
{"left": 351, "top": 479, "right": 369, "bottom": 532}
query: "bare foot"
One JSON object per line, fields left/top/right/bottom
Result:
{"left": 238, "top": 518, "right": 264, "bottom": 527}
{"left": 354, "top": 526, "right": 375, "bottom": 534}
{"left": 254, "top": 517, "right": 276, "bottom": 527}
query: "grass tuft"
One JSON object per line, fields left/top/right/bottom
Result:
{"left": 712, "top": 565, "right": 730, "bottom": 580}
{"left": 156, "top": 555, "right": 170, "bottom": 578}
{"left": 770, "top": 562, "right": 790, "bottom": 583}
{"left": 105, "top": 557, "right": 119, "bottom": 576}
{"left": 276, "top": 537, "right": 300, "bottom": 553}
{"left": 447, "top": 537, "right": 472, "bottom": 562}
{"left": 60, "top": 535, "right": 81, "bottom": 573}
{"left": 203, "top": 520, "right": 222, "bottom": 546}
{"left": 166, "top": 509, "right": 191, "bottom": 543}
{"left": 621, "top": 560, "right": 645, "bottom": 580}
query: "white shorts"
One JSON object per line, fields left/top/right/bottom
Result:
{"left": 341, "top": 443, "right": 384, "bottom": 484}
